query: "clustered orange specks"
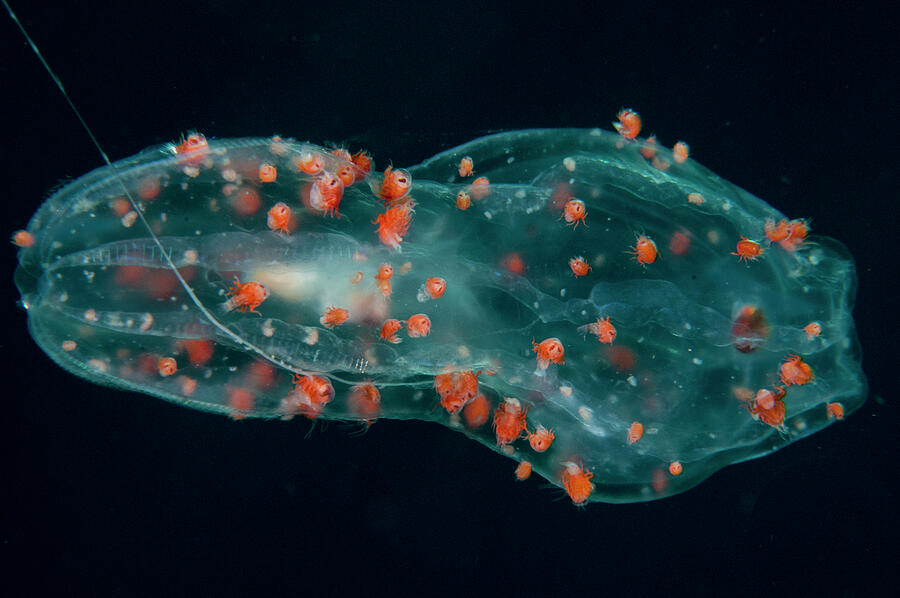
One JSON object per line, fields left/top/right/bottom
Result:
{"left": 631, "top": 234, "right": 658, "bottom": 265}
{"left": 434, "top": 370, "right": 481, "bottom": 414}
{"left": 532, "top": 337, "right": 565, "bottom": 370}
{"left": 732, "top": 237, "right": 764, "bottom": 263}
{"left": 561, "top": 461, "right": 594, "bottom": 505}
{"left": 569, "top": 256, "right": 591, "bottom": 277}
{"left": 493, "top": 397, "right": 529, "bottom": 445}
{"left": 320, "top": 306, "right": 349, "bottom": 328}
{"left": 226, "top": 278, "right": 268, "bottom": 314}
{"left": 613, "top": 108, "right": 642, "bottom": 139}
{"left": 562, "top": 197, "right": 587, "bottom": 228}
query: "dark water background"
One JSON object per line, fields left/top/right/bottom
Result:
{"left": 1, "top": 2, "right": 895, "bottom": 595}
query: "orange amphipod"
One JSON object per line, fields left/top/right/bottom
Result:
{"left": 527, "top": 425, "right": 555, "bottom": 453}
{"left": 258, "top": 162, "right": 277, "bottom": 183}
{"left": 458, "top": 156, "right": 474, "bottom": 177}
{"left": 780, "top": 354, "right": 814, "bottom": 386}
{"left": 779, "top": 219, "right": 809, "bottom": 252}
{"left": 532, "top": 337, "right": 565, "bottom": 370}
{"left": 469, "top": 176, "right": 490, "bottom": 200}
{"left": 561, "top": 461, "right": 594, "bottom": 506}
{"left": 672, "top": 141, "right": 690, "bottom": 163}
{"left": 803, "top": 321, "right": 822, "bottom": 339}
{"left": 423, "top": 277, "right": 446, "bottom": 300}
{"left": 309, "top": 172, "right": 344, "bottom": 217}
{"left": 378, "top": 166, "right": 412, "bottom": 203}
{"left": 266, "top": 202, "right": 292, "bottom": 234}
{"left": 764, "top": 218, "right": 791, "bottom": 242}
{"left": 320, "top": 306, "right": 350, "bottom": 328}
{"left": 569, "top": 256, "right": 591, "bottom": 277}
{"left": 174, "top": 132, "right": 209, "bottom": 157}
{"left": 434, "top": 370, "right": 481, "bottom": 414}
{"left": 374, "top": 263, "right": 394, "bottom": 296}
{"left": 732, "top": 237, "right": 764, "bottom": 263}
{"left": 380, "top": 319, "right": 403, "bottom": 343}
{"left": 745, "top": 386, "right": 787, "bottom": 429}
{"left": 588, "top": 316, "right": 616, "bottom": 344}
{"left": 627, "top": 421, "right": 644, "bottom": 444}
{"left": 668, "top": 461, "right": 683, "bottom": 476}
{"left": 826, "top": 402, "right": 845, "bottom": 420}
{"left": 11, "top": 230, "right": 35, "bottom": 248}
{"left": 406, "top": 314, "right": 432, "bottom": 338}
{"left": 515, "top": 461, "right": 533, "bottom": 481}
{"left": 462, "top": 393, "right": 491, "bottom": 428}
{"left": 348, "top": 382, "right": 381, "bottom": 424}
{"left": 613, "top": 108, "right": 642, "bottom": 140}
{"left": 226, "top": 278, "right": 268, "bottom": 314}
{"left": 351, "top": 150, "right": 373, "bottom": 181}
{"left": 456, "top": 191, "right": 472, "bottom": 210}
{"left": 374, "top": 202, "right": 414, "bottom": 249}
{"left": 562, "top": 198, "right": 587, "bottom": 229}
{"left": 493, "top": 397, "right": 529, "bottom": 445}
{"left": 157, "top": 357, "right": 177, "bottom": 377}
{"left": 631, "top": 234, "right": 658, "bottom": 265}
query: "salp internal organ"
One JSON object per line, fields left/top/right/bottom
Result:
{"left": 13, "top": 126, "right": 865, "bottom": 503}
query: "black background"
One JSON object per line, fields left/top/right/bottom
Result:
{"left": 1, "top": 2, "right": 896, "bottom": 595}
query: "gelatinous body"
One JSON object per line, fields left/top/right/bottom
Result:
{"left": 13, "top": 128, "right": 866, "bottom": 502}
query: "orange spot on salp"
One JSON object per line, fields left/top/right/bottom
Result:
{"left": 230, "top": 186, "right": 262, "bottom": 217}
{"left": 668, "top": 461, "right": 683, "bottom": 476}
{"left": 500, "top": 252, "right": 525, "bottom": 275}
{"left": 348, "top": 383, "right": 381, "bottom": 424}
{"left": 110, "top": 197, "right": 131, "bottom": 217}
{"left": 157, "top": 357, "right": 177, "bottom": 377}
{"left": 568, "top": 256, "right": 592, "bottom": 277}
{"left": 515, "top": 461, "right": 533, "bottom": 481}
{"left": 462, "top": 393, "right": 491, "bottom": 428}
{"left": 561, "top": 461, "right": 594, "bottom": 505}
{"left": 651, "top": 468, "right": 668, "bottom": 494}
{"left": 320, "top": 306, "right": 349, "bottom": 328}
{"left": 469, "top": 177, "right": 490, "bottom": 200}
{"left": 780, "top": 354, "right": 814, "bottom": 386}
{"left": 668, "top": 230, "right": 692, "bottom": 256}
{"left": 687, "top": 192, "right": 705, "bottom": 205}
{"left": 732, "top": 237, "right": 764, "bottom": 263}
{"left": 731, "top": 305, "right": 769, "bottom": 353}
{"left": 179, "top": 376, "right": 198, "bottom": 397}
{"left": 11, "top": 230, "right": 35, "bottom": 248}
{"left": 138, "top": 176, "right": 161, "bottom": 200}
{"left": 613, "top": 108, "right": 642, "bottom": 139}
{"left": 458, "top": 156, "right": 474, "bottom": 177}
{"left": 549, "top": 181, "right": 572, "bottom": 211}
{"left": 532, "top": 337, "right": 565, "bottom": 370}
{"left": 627, "top": 421, "right": 644, "bottom": 444}
{"left": 493, "top": 397, "right": 529, "bottom": 446}
{"left": 243, "top": 360, "right": 277, "bottom": 391}
{"left": 826, "top": 402, "right": 845, "bottom": 421}
{"left": 455, "top": 191, "right": 472, "bottom": 210}
{"left": 640, "top": 135, "right": 658, "bottom": 160}
{"left": 605, "top": 345, "right": 635, "bottom": 371}
{"left": 182, "top": 339, "right": 214, "bottom": 366}
{"left": 227, "top": 387, "right": 255, "bottom": 420}
{"left": 672, "top": 141, "right": 690, "bottom": 163}
{"left": 258, "top": 162, "right": 277, "bottom": 183}
{"left": 406, "top": 314, "right": 432, "bottom": 338}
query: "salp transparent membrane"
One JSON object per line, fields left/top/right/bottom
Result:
{"left": 14, "top": 129, "right": 866, "bottom": 502}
